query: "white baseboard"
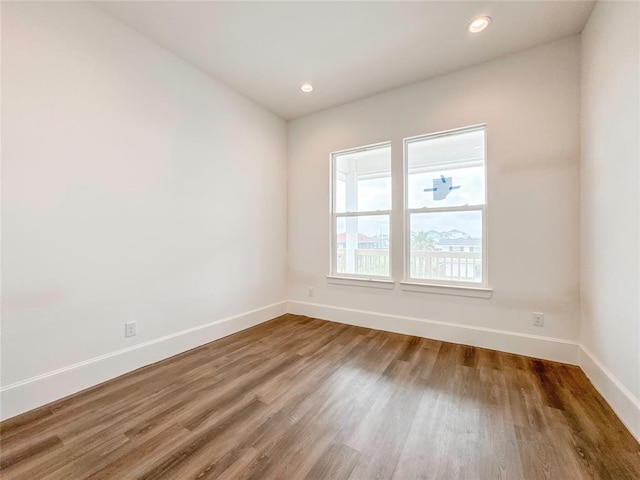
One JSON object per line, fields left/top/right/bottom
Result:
{"left": 287, "top": 301, "right": 579, "bottom": 365}
{"left": 6, "top": 300, "right": 637, "bottom": 445}
{"left": 578, "top": 344, "right": 640, "bottom": 442}
{"left": 0, "top": 301, "right": 287, "bottom": 422}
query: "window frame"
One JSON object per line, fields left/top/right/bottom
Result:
{"left": 403, "top": 124, "right": 489, "bottom": 288}
{"left": 329, "top": 141, "right": 392, "bottom": 280}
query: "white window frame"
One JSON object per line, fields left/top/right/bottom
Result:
{"left": 329, "top": 141, "right": 392, "bottom": 280}
{"left": 403, "top": 124, "right": 489, "bottom": 288}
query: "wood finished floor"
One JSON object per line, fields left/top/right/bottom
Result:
{"left": 1, "top": 314, "right": 639, "bottom": 480}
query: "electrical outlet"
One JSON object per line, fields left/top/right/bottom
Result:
{"left": 125, "top": 321, "right": 137, "bottom": 337}
{"left": 308, "top": 287, "right": 314, "bottom": 298}
{"left": 532, "top": 312, "right": 544, "bottom": 327}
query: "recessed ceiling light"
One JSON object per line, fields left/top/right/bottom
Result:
{"left": 467, "top": 16, "right": 492, "bottom": 33}
{"left": 300, "top": 83, "right": 314, "bottom": 93}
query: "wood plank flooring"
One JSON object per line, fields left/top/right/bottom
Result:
{"left": 1, "top": 314, "right": 639, "bottom": 479}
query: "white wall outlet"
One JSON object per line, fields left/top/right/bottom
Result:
{"left": 308, "top": 287, "right": 314, "bottom": 297}
{"left": 125, "top": 321, "right": 137, "bottom": 337}
{"left": 532, "top": 312, "right": 544, "bottom": 327}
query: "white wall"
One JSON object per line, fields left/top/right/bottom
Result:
{"left": 1, "top": 2, "right": 287, "bottom": 417}
{"left": 580, "top": 0, "right": 640, "bottom": 439}
{"left": 288, "top": 37, "right": 581, "bottom": 360}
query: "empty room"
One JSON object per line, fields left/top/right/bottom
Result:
{"left": 1, "top": 0, "right": 639, "bottom": 478}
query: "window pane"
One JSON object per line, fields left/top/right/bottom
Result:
{"left": 409, "top": 210, "right": 482, "bottom": 283}
{"left": 336, "top": 215, "right": 390, "bottom": 276}
{"left": 335, "top": 179, "right": 346, "bottom": 213}
{"left": 407, "top": 128, "right": 485, "bottom": 209}
{"left": 334, "top": 145, "right": 391, "bottom": 213}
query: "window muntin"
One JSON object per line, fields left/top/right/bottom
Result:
{"left": 405, "top": 126, "right": 487, "bottom": 286}
{"left": 331, "top": 143, "right": 391, "bottom": 278}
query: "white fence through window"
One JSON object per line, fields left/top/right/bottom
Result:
{"left": 337, "top": 249, "right": 481, "bottom": 281}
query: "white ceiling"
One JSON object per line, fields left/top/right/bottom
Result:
{"left": 95, "top": 1, "right": 595, "bottom": 120}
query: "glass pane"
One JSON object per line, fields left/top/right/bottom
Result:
{"left": 407, "top": 128, "right": 485, "bottom": 209}
{"left": 336, "top": 215, "right": 390, "bottom": 277}
{"left": 334, "top": 145, "right": 391, "bottom": 213}
{"left": 335, "top": 179, "right": 346, "bottom": 213}
{"left": 409, "top": 211, "right": 482, "bottom": 283}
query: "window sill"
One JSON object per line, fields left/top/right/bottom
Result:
{"left": 326, "top": 275, "right": 395, "bottom": 290}
{"left": 399, "top": 282, "right": 492, "bottom": 298}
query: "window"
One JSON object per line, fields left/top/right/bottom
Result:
{"left": 405, "top": 125, "right": 487, "bottom": 286}
{"left": 331, "top": 143, "right": 391, "bottom": 278}
{"left": 329, "top": 125, "right": 488, "bottom": 293}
